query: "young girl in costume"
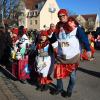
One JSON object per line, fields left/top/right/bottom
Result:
{"left": 81, "top": 32, "right": 95, "bottom": 61}
{"left": 35, "top": 30, "right": 58, "bottom": 91}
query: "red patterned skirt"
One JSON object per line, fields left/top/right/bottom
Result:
{"left": 54, "top": 63, "right": 79, "bottom": 79}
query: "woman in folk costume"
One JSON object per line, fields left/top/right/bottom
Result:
{"left": 14, "top": 26, "right": 30, "bottom": 60}
{"left": 51, "top": 9, "right": 91, "bottom": 97}
{"left": 35, "top": 30, "right": 58, "bottom": 91}
{"left": 47, "top": 23, "right": 56, "bottom": 78}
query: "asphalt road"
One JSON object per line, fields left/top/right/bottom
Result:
{"left": 0, "top": 50, "right": 100, "bottom": 100}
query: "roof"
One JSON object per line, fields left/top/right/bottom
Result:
{"left": 71, "top": 14, "right": 97, "bottom": 21}
{"left": 25, "top": 0, "right": 46, "bottom": 10}
{"left": 81, "top": 14, "right": 97, "bottom": 21}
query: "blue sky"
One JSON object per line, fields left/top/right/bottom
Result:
{"left": 56, "top": 0, "right": 100, "bottom": 16}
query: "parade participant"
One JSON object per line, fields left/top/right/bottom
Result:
{"left": 51, "top": 9, "right": 91, "bottom": 97}
{"left": 35, "top": 30, "right": 58, "bottom": 91}
{"left": 11, "top": 26, "right": 30, "bottom": 81}
{"left": 0, "top": 24, "right": 13, "bottom": 69}
{"left": 4, "top": 24, "right": 13, "bottom": 70}
{"left": 88, "top": 33, "right": 95, "bottom": 60}
{"left": 47, "top": 23, "right": 56, "bottom": 78}
{"left": 81, "top": 32, "right": 95, "bottom": 61}
{"left": 47, "top": 23, "right": 56, "bottom": 34}
{"left": 14, "top": 26, "right": 30, "bottom": 59}
{"left": 0, "top": 25, "right": 6, "bottom": 64}
{"left": 95, "top": 34, "right": 100, "bottom": 49}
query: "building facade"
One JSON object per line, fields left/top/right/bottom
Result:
{"left": 72, "top": 14, "right": 100, "bottom": 31}
{"left": 19, "top": 0, "right": 59, "bottom": 30}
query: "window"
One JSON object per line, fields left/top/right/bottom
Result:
{"left": 35, "top": 20, "right": 37, "bottom": 25}
{"left": 88, "top": 18, "right": 94, "bottom": 26}
{"left": 35, "top": 11, "right": 38, "bottom": 16}
{"left": 32, "top": 10, "right": 39, "bottom": 16}
{"left": 35, "top": 4, "right": 38, "bottom": 9}
{"left": 30, "top": 20, "right": 32, "bottom": 25}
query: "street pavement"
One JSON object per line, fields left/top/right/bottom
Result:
{"left": 0, "top": 50, "right": 100, "bottom": 100}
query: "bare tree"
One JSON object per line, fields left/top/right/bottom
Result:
{"left": 0, "top": 0, "right": 25, "bottom": 26}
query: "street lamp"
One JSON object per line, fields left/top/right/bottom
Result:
{"left": 49, "top": 6, "right": 56, "bottom": 22}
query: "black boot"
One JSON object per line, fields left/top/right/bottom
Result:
{"left": 36, "top": 84, "right": 42, "bottom": 91}
{"left": 61, "top": 91, "right": 72, "bottom": 98}
{"left": 61, "top": 91, "right": 67, "bottom": 97}
{"left": 66, "top": 91, "right": 72, "bottom": 97}
{"left": 41, "top": 85, "right": 49, "bottom": 91}
{"left": 50, "top": 89, "right": 63, "bottom": 95}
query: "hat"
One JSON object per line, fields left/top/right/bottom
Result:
{"left": 40, "top": 30, "right": 48, "bottom": 37}
{"left": 58, "top": 9, "right": 68, "bottom": 16}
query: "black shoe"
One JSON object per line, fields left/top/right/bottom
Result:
{"left": 36, "top": 84, "right": 42, "bottom": 91}
{"left": 61, "top": 91, "right": 72, "bottom": 98}
{"left": 41, "top": 85, "right": 49, "bottom": 91}
{"left": 51, "top": 89, "right": 63, "bottom": 95}
{"left": 36, "top": 86, "right": 41, "bottom": 91}
{"left": 61, "top": 91, "right": 67, "bottom": 97}
{"left": 66, "top": 91, "right": 72, "bottom": 97}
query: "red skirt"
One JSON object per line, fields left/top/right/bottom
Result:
{"left": 54, "top": 63, "right": 78, "bottom": 79}
{"left": 18, "top": 56, "right": 30, "bottom": 80}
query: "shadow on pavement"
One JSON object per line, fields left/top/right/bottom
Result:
{"left": 0, "top": 66, "right": 18, "bottom": 81}
{"left": 78, "top": 67, "right": 100, "bottom": 78}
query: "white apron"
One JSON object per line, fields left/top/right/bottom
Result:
{"left": 58, "top": 27, "right": 80, "bottom": 59}
{"left": 36, "top": 44, "right": 51, "bottom": 77}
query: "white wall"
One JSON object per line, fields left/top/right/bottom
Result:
{"left": 40, "top": 0, "right": 59, "bottom": 30}
{"left": 95, "top": 14, "right": 100, "bottom": 29}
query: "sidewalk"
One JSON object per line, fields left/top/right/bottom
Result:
{"left": 0, "top": 72, "right": 17, "bottom": 100}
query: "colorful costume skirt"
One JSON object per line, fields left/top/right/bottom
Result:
{"left": 54, "top": 63, "right": 78, "bottom": 79}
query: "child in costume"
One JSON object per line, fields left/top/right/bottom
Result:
{"left": 81, "top": 32, "right": 95, "bottom": 61}
{"left": 35, "top": 30, "right": 58, "bottom": 91}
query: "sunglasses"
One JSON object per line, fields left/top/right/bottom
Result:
{"left": 58, "top": 14, "right": 66, "bottom": 18}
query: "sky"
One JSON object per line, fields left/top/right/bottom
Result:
{"left": 56, "top": 0, "right": 100, "bottom": 16}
